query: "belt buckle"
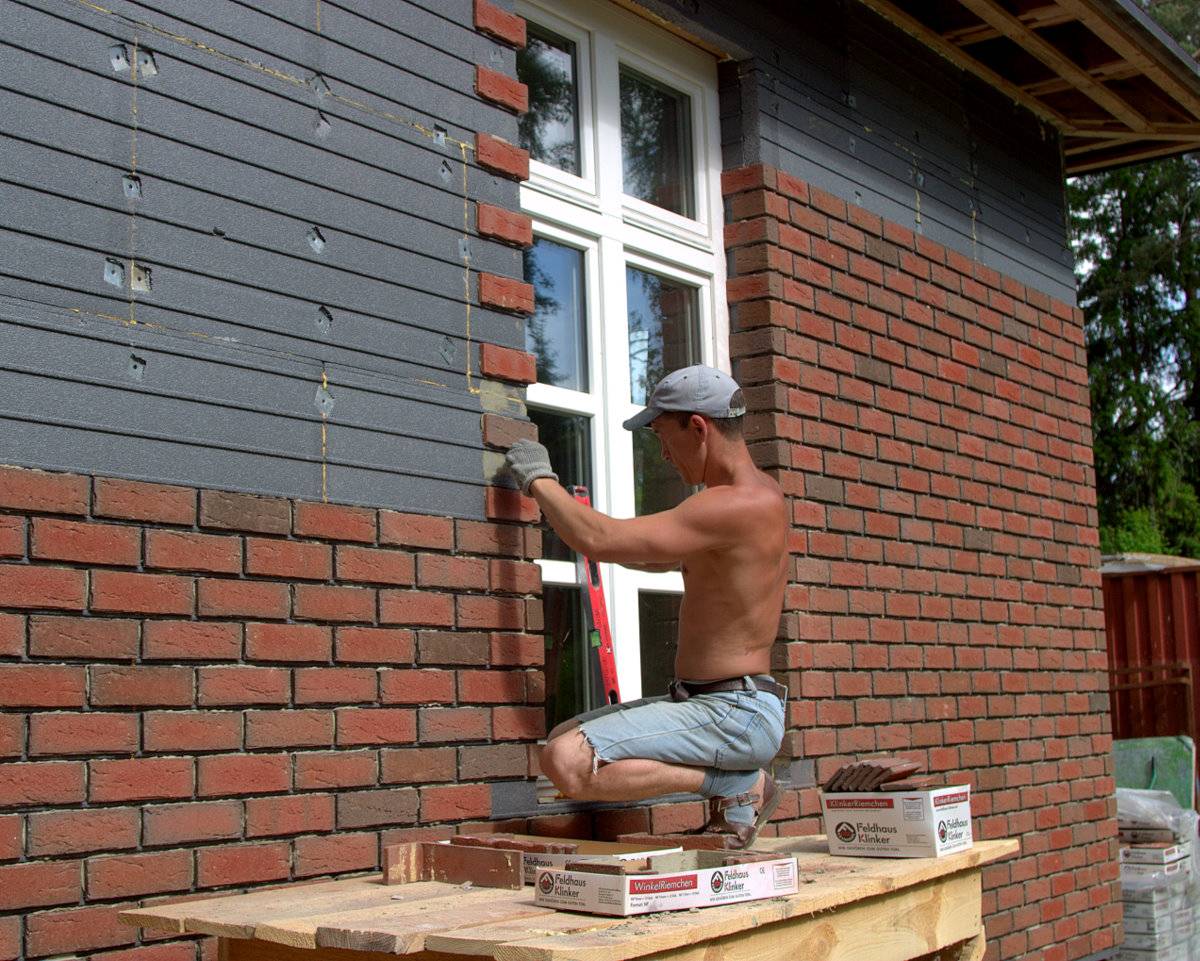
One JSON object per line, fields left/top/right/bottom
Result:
{"left": 669, "top": 679, "right": 690, "bottom": 702}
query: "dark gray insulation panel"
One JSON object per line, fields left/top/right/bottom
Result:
{"left": 659, "top": 0, "right": 1076, "bottom": 304}
{"left": 0, "top": 0, "right": 526, "bottom": 517}
{"left": 2, "top": 0, "right": 1076, "bottom": 517}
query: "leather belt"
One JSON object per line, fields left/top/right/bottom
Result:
{"left": 668, "top": 675, "right": 787, "bottom": 702}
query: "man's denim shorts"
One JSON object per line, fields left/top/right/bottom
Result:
{"left": 574, "top": 675, "right": 786, "bottom": 774}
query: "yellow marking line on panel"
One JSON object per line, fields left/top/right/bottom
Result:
{"left": 128, "top": 35, "right": 140, "bottom": 325}
{"left": 320, "top": 367, "right": 330, "bottom": 502}
{"left": 460, "top": 142, "right": 478, "bottom": 394}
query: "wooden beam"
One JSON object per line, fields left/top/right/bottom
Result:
{"left": 1067, "top": 140, "right": 1198, "bottom": 173}
{"left": 943, "top": 4, "right": 1071, "bottom": 46}
{"left": 1069, "top": 121, "right": 1200, "bottom": 139}
{"left": 1024, "top": 59, "right": 1139, "bottom": 97}
{"left": 1054, "top": 0, "right": 1200, "bottom": 122}
{"left": 955, "top": 0, "right": 1151, "bottom": 132}
{"left": 853, "top": 0, "right": 1075, "bottom": 132}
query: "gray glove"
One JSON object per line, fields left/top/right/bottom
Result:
{"left": 505, "top": 438, "right": 558, "bottom": 495}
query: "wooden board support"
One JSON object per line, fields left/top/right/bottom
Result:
{"left": 493, "top": 872, "right": 982, "bottom": 961}
{"left": 127, "top": 838, "right": 1019, "bottom": 961}
{"left": 120, "top": 879, "right": 379, "bottom": 936}
{"left": 252, "top": 889, "right": 538, "bottom": 951}
{"left": 383, "top": 843, "right": 523, "bottom": 890}
{"left": 423, "top": 915, "right": 624, "bottom": 957}
{"left": 315, "top": 894, "right": 551, "bottom": 955}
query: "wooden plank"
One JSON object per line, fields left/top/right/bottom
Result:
{"left": 943, "top": 3, "right": 1070, "bottom": 46}
{"left": 187, "top": 881, "right": 454, "bottom": 941}
{"left": 955, "top": 0, "right": 1150, "bottom": 132}
{"left": 423, "top": 914, "right": 625, "bottom": 957}
{"left": 1054, "top": 0, "right": 1200, "bottom": 122}
{"left": 223, "top": 934, "right": 463, "bottom": 961}
{"left": 852, "top": 0, "right": 1073, "bottom": 131}
{"left": 252, "top": 884, "right": 483, "bottom": 949}
{"left": 493, "top": 839, "right": 1014, "bottom": 961}
{"left": 314, "top": 890, "right": 550, "bottom": 954}
{"left": 495, "top": 872, "right": 981, "bottom": 961}
{"left": 120, "top": 878, "right": 376, "bottom": 936}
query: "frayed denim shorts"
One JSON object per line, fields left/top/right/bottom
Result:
{"left": 575, "top": 675, "right": 786, "bottom": 775}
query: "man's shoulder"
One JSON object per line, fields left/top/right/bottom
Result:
{"left": 686, "top": 474, "right": 783, "bottom": 519}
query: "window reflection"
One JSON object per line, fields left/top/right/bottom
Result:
{"left": 638, "top": 592, "right": 682, "bottom": 697}
{"left": 633, "top": 427, "right": 694, "bottom": 517}
{"left": 518, "top": 25, "right": 581, "bottom": 175}
{"left": 626, "top": 267, "right": 699, "bottom": 405}
{"left": 528, "top": 408, "right": 591, "bottom": 560}
{"left": 524, "top": 239, "right": 588, "bottom": 392}
{"left": 543, "top": 586, "right": 604, "bottom": 727}
{"left": 620, "top": 67, "right": 693, "bottom": 217}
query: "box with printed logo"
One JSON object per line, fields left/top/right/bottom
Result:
{"left": 820, "top": 785, "right": 973, "bottom": 858}
{"left": 532, "top": 851, "right": 799, "bottom": 916}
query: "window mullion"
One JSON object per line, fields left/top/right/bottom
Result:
{"left": 591, "top": 33, "right": 625, "bottom": 221}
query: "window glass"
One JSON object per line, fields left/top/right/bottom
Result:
{"left": 626, "top": 267, "right": 699, "bottom": 405}
{"left": 524, "top": 239, "right": 588, "bottom": 392}
{"left": 518, "top": 25, "right": 581, "bottom": 175}
{"left": 620, "top": 67, "right": 693, "bottom": 217}
{"left": 633, "top": 427, "right": 694, "bottom": 516}
{"left": 543, "top": 586, "right": 603, "bottom": 728}
{"left": 528, "top": 408, "right": 591, "bottom": 560}
{"left": 638, "top": 592, "right": 682, "bottom": 697}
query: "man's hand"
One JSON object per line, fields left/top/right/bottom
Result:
{"left": 505, "top": 438, "right": 559, "bottom": 495}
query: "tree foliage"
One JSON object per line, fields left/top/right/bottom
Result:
{"left": 1068, "top": 2, "right": 1200, "bottom": 558}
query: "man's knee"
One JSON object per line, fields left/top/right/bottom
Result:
{"left": 540, "top": 729, "right": 594, "bottom": 798}
{"left": 546, "top": 717, "right": 581, "bottom": 743}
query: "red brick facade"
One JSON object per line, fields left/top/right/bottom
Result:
{"left": 721, "top": 163, "right": 1119, "bottom": 961}
{"left": 0, "top": 470, "right": 548, "bottom": 961}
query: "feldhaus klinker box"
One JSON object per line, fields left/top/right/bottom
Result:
{"left": 533, "top": 851, "right": 799, "bottom": 916}
{"left": 508, "top": 836, "right": 683, "bottom": 884}
{"left": 821, "top": 784, "right": 973, "bottom": 857}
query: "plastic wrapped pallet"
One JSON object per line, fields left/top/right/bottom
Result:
{"left": 1116, "top": 789, "right": 1200, "bottom": 961}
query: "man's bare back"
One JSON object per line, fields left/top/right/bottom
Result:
{"left": 672, "top": 468, "right": 788, "bottom": 682}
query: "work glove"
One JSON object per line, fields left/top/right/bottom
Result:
{"left": 505, "top": 438, "right": 558, "bottom": 495}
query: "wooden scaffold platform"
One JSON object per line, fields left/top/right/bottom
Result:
{"left": 121, "top": 835, "right": 1017, "bottom": 961}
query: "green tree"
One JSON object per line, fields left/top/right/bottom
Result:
{"left": 1068, "top": 2, "right": 1200, "bottom": 558}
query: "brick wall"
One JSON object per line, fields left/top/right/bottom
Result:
{"left": 0, "top": 467, "right": 549, "bottom": 961}
{"left": 719, "top": 163, "right": 1119, "bottom": 961}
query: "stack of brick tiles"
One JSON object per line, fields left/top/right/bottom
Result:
{"left": 0, "top": 468, "right": 547, "bottom": 961}
{"left": 720, "top": 164, "right": 1121, "bottom": 961}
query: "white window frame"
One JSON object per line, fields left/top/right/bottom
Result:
{"left": 518, "top": 0, "right": 727, "bottom": 700}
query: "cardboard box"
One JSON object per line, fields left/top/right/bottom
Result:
{"left": 1122, "top": 881, "right": 1189, "bottom": 906}
{"left": 1120, "top": 842, "right": 1191, "bottom": 865}
{"left": 433, "top": 835, "right": 683, "bottom": 885}
{"left": 1120, "top": 857, "right": 1191, "bottom": 885}
{"left": 511, "top": 837, "right": 683, "bottom": 885}
{"left": 533, "top": 851, "right": 799, "bottom": 916}
{"left": 1116, "top": 946, "right": 1188, "bottom": 961}
{"left": 820, "top": 785, "right": 973, "bottom": 858}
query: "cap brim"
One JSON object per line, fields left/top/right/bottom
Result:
{"left": 622, "top": 406, "right": 661, "bottom": 431}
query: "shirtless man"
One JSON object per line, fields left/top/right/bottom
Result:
{"left": 504, "top": 364, "right": 789, "bottom": 846}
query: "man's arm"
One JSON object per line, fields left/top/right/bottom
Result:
{"left": 527, "top": 477, "right": 735, "bottom": 565}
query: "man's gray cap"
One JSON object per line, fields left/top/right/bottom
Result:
{"left": 622, "top": 364, "right": 747, "bottom": 430}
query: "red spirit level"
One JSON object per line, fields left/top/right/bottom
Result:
{"left": 570, "top": 486, "right": 621, "bottom": 705}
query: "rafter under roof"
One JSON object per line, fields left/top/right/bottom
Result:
{"left": 854, "top": 0, "right": 1200, "bottom": 174}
